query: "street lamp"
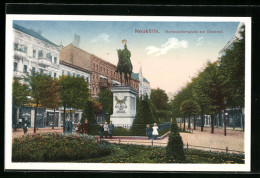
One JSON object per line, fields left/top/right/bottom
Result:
{"left": 224, "top": 100, "right": 227, "bottom": 136}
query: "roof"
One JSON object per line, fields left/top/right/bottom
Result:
{"left": 143, "top": 77, "right": 150, "bottom": 84}
{"left": 131, "top": 72, "right": 150, "bottom": 84}
{"left": 13, "top": 23, "right": 58, "bottom": 47}
{"left": 131, "top": 72, "right": 139, "bottom": 81}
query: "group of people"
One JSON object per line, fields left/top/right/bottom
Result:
{"left": 76, "top": 119, "right": 89, "bottom": 135}
{"left": 99, "top": 121, "right": 114, "bottom": 139}
{"left": 146, "top": 123, "right": 159, "bottom": 140}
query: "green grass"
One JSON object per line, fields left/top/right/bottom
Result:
{"left": 77, "top": 144, "right": 244, "bottom": 164}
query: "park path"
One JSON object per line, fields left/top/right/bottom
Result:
{"left": 12, "top": 126, "right": 244, "bottom": 153}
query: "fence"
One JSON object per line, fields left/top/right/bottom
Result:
{"left": 104, "top": 138, "right": 244, "bottom": 154}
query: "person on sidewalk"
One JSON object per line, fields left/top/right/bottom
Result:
{"left": 83, "top": 119, "right": 89, "bottom": 135}
{"left": 146, "top": 125, "right": 151, "bottom": 139}
{"left": 99, "top": 124, "right": 104, "bottom": 139}
{"left": 23, "top": 123, "right": 28, "bottom": 135}
{"left": 152, "top": 123, "right": 159, "bottom": 140}
{"left": 76, "top": 122, "right": 81, "bottom": 134}
{"left": 108, "top": 121, "right": 114, "bottom": 139}
{"left": 103, "top": 121, "right": 109, "bottom": 138}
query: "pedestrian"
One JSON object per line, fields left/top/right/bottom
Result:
{"left": 152, "top": 123, "right": 159, "bottom": 140}
{"left": 76, "top": 122, "right": 81, "bottom": 134}
{"left": 83, "top": 119, "right": 89, "bottom": 135}
{"left": 146, "top": 125, "right": 151, "bottom": 139}
{"left": 108, "top": 121, "right": 114, "bottom": 139}
{"left": 103, "top": 121, "right": 109, "bottom": 138}
{"left": 99, "top": 124, "right": 104, "bottom": 139}
{"left": 23, "top": 123, "right": 28, "bottom": 135}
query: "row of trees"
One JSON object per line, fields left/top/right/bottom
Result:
{"left": 12, "top": 73, "right": 103, "bottom": 133}
{"left": 170, "top": 25, "right": 245, "bottom": 135}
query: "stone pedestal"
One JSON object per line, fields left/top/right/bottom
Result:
{"left": 110, "top": 85, "right": 138, "bottom": 129}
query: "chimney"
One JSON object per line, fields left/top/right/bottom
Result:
{"left": 72, "top": 34, "right": 80, "bottom": 48}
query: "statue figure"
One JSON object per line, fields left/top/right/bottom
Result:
{"left": 116, "top": 40, "right": 133, "bottom": 85}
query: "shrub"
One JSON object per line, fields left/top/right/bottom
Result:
{"left": 12, "top": 133, "right": 113, "bottom": 162}
{"left": 166, "top": 132, "right": 185, "bottom": 162}
{"left": 171, "top": 118, "right": 179, "bottom": 133}
{"left": 113, "top": 127, "right": 131, "bottom": 136}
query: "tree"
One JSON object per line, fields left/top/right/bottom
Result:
{"left": 81, "top": 99, "right": 98, "bottom": 135}
{"left": 59, "top": 76, "right": 90, "bottom": 133}
{"left": 131, "top": 95, "right": 155, "bottom": 135}
{"left": 40, "top": 78, "right": 60, "bottom": 129}
{"left": 166, "top": 118, "right": 185, "bottom": 162}
{"left": 12, "top": 78, "right": 30, "bottom": 130}
{"left": 219, "top": 25, "right": 245, "bottom": 108}
{"left": 26, "top": 73, "right": 51, "bottom": 133}
{"left": 150, "top": 88, "right": 171, "bottom": 122}
{"left": 97, "top": 89, "right": 113, "bottom": 115}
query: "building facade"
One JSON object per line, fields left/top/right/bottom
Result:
{"left": 131, "top": 66, "right": 151, "bottom": 98}
{"left": 59, "top": 43, "right": 140, "bottom": 98}
{"left": 12, "top": 24, "right": 63, "bottom": 128}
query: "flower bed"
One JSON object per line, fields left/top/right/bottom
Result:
{"left": 12, "top": 133, "right": 114, "bottom": 162}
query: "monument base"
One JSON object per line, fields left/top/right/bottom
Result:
{"left": 110, "top": 85, "right": 138, "bottom": 129}
{"left": 110, "top": 116, "right": 135, "bottom": 129}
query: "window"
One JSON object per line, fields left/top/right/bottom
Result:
{"left": 96, "top": 76, "right": 98, "bottom": 81}
{"left": 23, "top": 65, "right": 27, "bottom": 73}
{"left": 38, "top": 50, "right": 43, "bottom": 58}
{"left": 67, "top": 71, "right": 70, "bottom": 76}
{"left": 31, "top": 67, "right": 35, "bottom": 75}
{"left": 40, "top": 69, "right": 43, "bottom": 75}
{"left": 73, "top": 73, "right": 75, "bottom": 77}
{"left": 54, "top": 57, "right": 57, "bottom": 64}
{"left": 33, "top": 50, "right": 36, "bottom": 58}
{"left": 54, "top": 73, "right": 57, "bottom": 79}
{"left": 86, "top": 77, "right": 89, "bottom": 83}
{"left": 62, "top": 70, "right": 65, "bottom": 76}
{"left": 13, "top": 62, "right": 17, "bottom": 71}
{"left": 107, "top": 69, "right": 108, "bottom": 74}
{"left": 46, "top": 53, "right": 52, "bottom": 62}
{"left": 77, "top": 74, "right": 80, "bottom": 78}
{"left": 49, "top": 71, "right": 52, "bottom": 77}
{"left": 14, "top": 43, "right": 27, "bottom": 53}
{"left": 100, "top": 66, "right": 102, "bottom": 72}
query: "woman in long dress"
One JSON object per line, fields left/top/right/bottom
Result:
{"left": 152, "top": 123, "right": 159, "bottom": 140}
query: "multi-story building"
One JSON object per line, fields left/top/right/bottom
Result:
{"left": 60, "top": 42, "right": 140, "bottom": 98}
{"left": 12, "top": 23, "right": 62, "bottom": 128}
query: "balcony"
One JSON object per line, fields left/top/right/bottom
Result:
{"left": 38, "top": 58, "right": 52, "bottom": 67}
{"left": 14, "top": 50, "right": 27, "bottom": 59}
{"left": 13, "top": 71, "right": 26, "bottom": 79}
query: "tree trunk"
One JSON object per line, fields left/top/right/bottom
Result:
{"left": 63, "top": 106, "right": 66, "bottom": 133}
{"left": 183, "top": 116, "right": 185, "bottom": 131}
{"left": 224, "top": 109, "right": 227, "bottom": 136}
{"left": 211, "top": 114, "right": 214, "bottom": 134}
{"left": 193, "top": 115, "right": 196, "bottom": 130}
{"left": 34, "top": 102, "right": 38, "bottom": 134}
{"left": 201, "top": 111, "right": 204, "bottom": 132}
{"left": 188, "top": 115, "right": 191, "bottom": 130}
{"left": 52, "top": 108, "right": 55, "bottom": 129}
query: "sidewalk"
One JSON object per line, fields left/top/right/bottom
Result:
{"left": 12, "top": 126, "right": 244, "bottom": 153}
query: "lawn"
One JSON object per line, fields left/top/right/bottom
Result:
{"left": 12, "top": 133, "right": 244, "bottom": 164}
{"left": 78, "top": 144, "right": 245, "bottom": 164}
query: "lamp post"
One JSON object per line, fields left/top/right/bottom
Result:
{"left": 224, "top": 100, "right": 227, "bottom": 136}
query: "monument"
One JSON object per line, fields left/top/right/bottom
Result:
{"left": 110, "top": 40, "right": 137, "bottom": 129}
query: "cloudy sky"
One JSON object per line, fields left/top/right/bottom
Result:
{"left": 14, "top": 20, "right": 239, "bottom": 95}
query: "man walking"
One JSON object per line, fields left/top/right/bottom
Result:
{"left": 108, "top": 121, "right": 114, "bottom": 139}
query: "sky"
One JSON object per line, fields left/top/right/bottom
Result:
{"left": 14, "top": 20, "right": 239, "bottom": 96}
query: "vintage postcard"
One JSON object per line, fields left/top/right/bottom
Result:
{"left": 5, "top": 15, "right": 251, "bottom": 172}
